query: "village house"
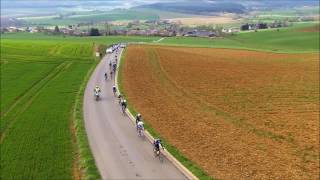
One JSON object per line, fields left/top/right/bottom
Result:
{"left": 241, "top": 23, "right": 268, "bottom": 31}
{"left": 222, "top": 27, "right": 240, "bottom": 33}
{"left": 183, "top": 30, "right": 217, "bottom": 37}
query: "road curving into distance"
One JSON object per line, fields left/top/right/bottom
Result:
{"left": 83, "top": 47, "right": 187, "bottom": 179}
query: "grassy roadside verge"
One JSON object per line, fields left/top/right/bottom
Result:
{"left": 72, "top": 58, "right": 100, "bottom": 179}
{"left": 117, "top": 47, "right": 212, "bottom": 180}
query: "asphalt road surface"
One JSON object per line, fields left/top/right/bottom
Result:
{"left": 83, "top": 49, "right": 186, "bottom": 179}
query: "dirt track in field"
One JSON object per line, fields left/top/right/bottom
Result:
{"left": 121, "top": 45, "right": 319, "bottom": 179}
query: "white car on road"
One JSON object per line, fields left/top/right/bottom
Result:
{"left": 106, "top": 48, "right": 113, "bottom": 54}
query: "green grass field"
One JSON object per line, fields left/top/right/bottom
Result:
{"left": 21, "top": 9, "right": 160, "bottom": 26}
{"left": 248, "top": 6, "right": 319, "bottom": 22}
{"left": 0, "top": 33, "right": 158, "bottom": 179}
{"left": 158, "top": 23, "right": 319, "bottom": 53}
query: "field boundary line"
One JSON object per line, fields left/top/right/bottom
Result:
{"left": 114, "top": 47, "right": 199, "bottom": 180}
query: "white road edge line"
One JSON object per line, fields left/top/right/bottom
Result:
{"left": 114, "top": 46, "right": 199, "bottom": 180}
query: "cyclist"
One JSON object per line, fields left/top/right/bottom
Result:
{"left": 93, "top": 85, "right": 101, "bottom": 100}
{"left": 113, "top": 63, "right": 117, "bottom": 73}
{"left": 109, "top": 61, "right": 112, "bottom": 70}
{"left": 121, "top": 99, "right": 127, "bottom": 113}
{"left": 104, "top": 72, "right": 108, "bottom": 80}
{"left": 153, "top": 138, "right": 163, "bottom": 155}
{"left": 137, "top": 121, "right": 144, "bottom": 136}
{"left": 110, "top": 71, "right": 113, "bottom": 79}
{"left": 94, "top": 85, "right": 101, "bottom": 94}
{"left": 112, "top": 86, "right": 117, "bottom": 96}
{"left": 118, "top": 94, "right": 123, "bottom": 104}
{"left": 135, "top": 113, "right": 142, "bottom": 129}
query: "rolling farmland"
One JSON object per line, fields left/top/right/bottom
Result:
{"left": 1, "top": 39, "right": 97, "bottom": 179}
{"left": 19, "top": 9, "right": 159, "bottom": 26}
{"left": 158, "top": 23, "right": 320, "bottom": 53}
{"left": 121, "top": 45, "right": 319, "bottom": 179}
{"left": 0, "top": 34, "right": 158, "bottom": 179}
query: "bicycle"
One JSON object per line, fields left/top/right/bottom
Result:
{"left": 121, "top": 104, "right": 126, "bottom": 115}
{"left": 137, "top": 126, "right": 144, "bottom": 137}
{"left": 153, "top": 147, "right": 164, "bottom": 162}
{"left": 112, "top": 86, "right": 117, "bottom": 96}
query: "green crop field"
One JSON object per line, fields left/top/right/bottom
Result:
{"left": 21, "top": 9, "right": 160, "bottom": 26}
{"left": 248, "top": 6, "right": 319, "bottom": 22}
{"left": 0, "top": 33, "right": 158, "bottom": 179}
{"left": 158, "top": 23, "right": 320, "bottom": 53}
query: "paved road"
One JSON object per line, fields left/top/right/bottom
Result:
{"left": 83, "top": 49, "right": 186, "bottom": 179}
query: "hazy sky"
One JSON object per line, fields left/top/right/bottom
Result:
{"left": 1, "top": 0, "right": 318, "bottom": 17}
{"left": 1, "top": 0, "right": 171, "bottom": 16}
{"left": 1, "top": 0, "right": 173, "bottom": 9}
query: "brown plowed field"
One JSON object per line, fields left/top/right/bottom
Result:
{"left": 121, "top": 45, "right": 319, "bottom": 179}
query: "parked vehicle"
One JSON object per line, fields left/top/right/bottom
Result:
{"left": 106, "top": 48, "right": 113, "bottom": 54}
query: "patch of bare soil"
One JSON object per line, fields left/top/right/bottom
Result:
{"left": 122, "top": 45, "right": 319, "bottom": 179}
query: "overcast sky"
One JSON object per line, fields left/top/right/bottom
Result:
{"left": 1, "top": 0, "right": 174, "bottom": 9}
{"left": 1, "top": 0, "right": 170, "bottom": 16}
{"left": 2, "top": 0, "right": 318, "bottom": 17}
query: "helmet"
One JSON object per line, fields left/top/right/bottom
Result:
{"left": 137, "top": 113, "right": 141, "bottom": 117}
{"left": 124, "top": 100, "right": 127, "bottom": 103}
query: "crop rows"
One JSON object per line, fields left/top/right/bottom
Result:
{"left": 0, "top": 37, "right": 95, "bottom": 179}
{"left": 1, "top": 33, "right": 163, "bottom": 179}
{"left": 121, "top": 45, "right": 319, "bottom": 179}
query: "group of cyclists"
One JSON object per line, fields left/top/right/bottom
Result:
{"left": 135, "top": 113, "right": 164, "bottom": 158}
{"left": 94, "top": 44, "right": 164, "bottom": 160}
{"left": 106, "top": 59, "right": 117, "bottom": 80}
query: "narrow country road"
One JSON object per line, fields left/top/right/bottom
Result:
{"left": 83, "top": 48, "right": 186, "bottom": 179}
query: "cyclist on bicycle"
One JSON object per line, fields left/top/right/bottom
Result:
{"left": 137, "top": 121, "right": 144, "bottom": 136}
{"left": 121, "top": 99, "right": 127, "bottom": 113}
{"left": 118, "top": 94, "right": 123, "bottom": 104}
{"left": 153, "top": 138, "right": 163, "bottom": 155}
{"left": 109, "top": 61, "right": 112, "bottom": 69}
{"left": 110, "top": 71, "right": 113, "bottom": 79}
{"left": 136, "top": 113, "right": 142, "bottom": 124}
{"left": 112, "top": 86, "right": 117, "bottom": 95}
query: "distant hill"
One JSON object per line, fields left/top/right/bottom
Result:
{"left": 240, "top": 0, "right": 320, "bottom": 10}
{"left": 135, "top": 0, "right": 319, "bottom": 15}
{"left": 0, "top": 17, "right": 24, "bottom": 27}
{"left": 137, "top": 1, "right": 246, "bottom": 15}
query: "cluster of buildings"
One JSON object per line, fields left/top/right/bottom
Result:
{"left": 1, "top": 19, "right": 293, "bottom": 37}
{"left": 240, "top": 21, "right": 290, "bottom": 31}
{"left": 0, "top": 26, "right": 90, "bottom": 36}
